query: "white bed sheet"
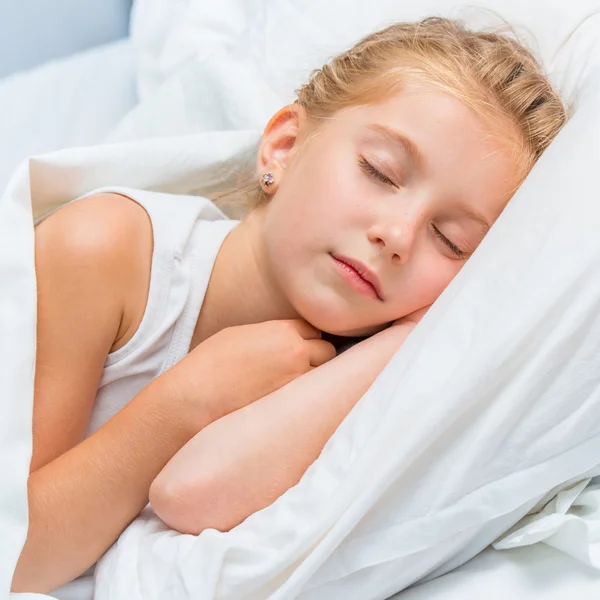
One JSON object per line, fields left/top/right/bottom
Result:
{"left": 46, "top": 545, "right": 600, "bottom": 600}
{"left": 48, "top": 573, "right": 94, "bottom": 600}
{"left": 0, "top": 38, "right": 136, "bottom": 195}
{"left": 397, "top": 545, "right": 600, "bottom": 599}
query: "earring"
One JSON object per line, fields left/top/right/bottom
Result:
{"left": 261, "top": 172, "right": 275, "bottom": 188}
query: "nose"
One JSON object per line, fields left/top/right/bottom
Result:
{"left": 367, "top": 218, "right": 418, "bottom": 265}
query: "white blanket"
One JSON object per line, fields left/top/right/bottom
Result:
{"left": 399, "top": 545, "right": 600, "bottom": 599}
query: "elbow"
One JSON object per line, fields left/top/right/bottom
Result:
{"left": 150, "top": 470, "right": 239, "bottom": 535}
{"left": 149, "top": 473, "right": 202, "bottom": 534}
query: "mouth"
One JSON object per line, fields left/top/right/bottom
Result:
{"left": 330, "top": 253, "right": 384, "bottom": 301}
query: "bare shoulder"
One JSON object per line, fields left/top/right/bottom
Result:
{"left": 35, "top": 192, "right": 152, "bottom": 263}
{"left": 35, "top": 192, "right": 154, "bottom": 351}
{"left": 31, "top": 192, "right": 154, "bottom": 470}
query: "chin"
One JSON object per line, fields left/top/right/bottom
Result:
{"left": 297, "top": 302, "right": 387, "bottom": 337}
{"left": 289, "top": 278, "right": 389, "bottom": 336}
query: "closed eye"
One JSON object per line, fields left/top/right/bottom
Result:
{"left": 431, "top": 224, "right": 466, "bottom": 259}
{"left": 358, "top": 157, "right": 398, "bottom": 188}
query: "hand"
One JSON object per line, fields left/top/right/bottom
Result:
{"left": 160, "top": 319, "right": 337, "bottom": 430}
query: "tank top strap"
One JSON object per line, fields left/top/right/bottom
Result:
{"left": 79, "top": 186, "right": 237, "bottom": 369}
{"left": 88, "top": 185, "right": 229, "bottom": 257}
{"left": 67, "top": 186, "right": 239, "bottom": 439}
{"left": 163, "top": 217, "right": 239, "bottom": 370}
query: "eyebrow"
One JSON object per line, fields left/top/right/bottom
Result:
{"left": 365, "top": 124, "right": 423, "bottom": 169}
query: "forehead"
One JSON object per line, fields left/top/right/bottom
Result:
{"left": 329, "top": 86, "right": 521, "bottom": 207}
{"left": 337, "top": 85, "right": 508, "bottom": 152}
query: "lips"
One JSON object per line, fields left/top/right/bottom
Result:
{"left": 331, "top": 253, "right": 384, "bottom": 300}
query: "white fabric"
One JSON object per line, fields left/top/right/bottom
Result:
{"left": 1, "top": 169, "right": 37, "bottom": 596}
{"left": 129, "top": 0, "right": 257, "bottom": 100}
{"left": 120, "top": 0, "right": 600, "bottom": 141}
{"left": 50, "top": 572, "right": 94, "bottom": 600}
{"left": 493, "top": 477, "right": 600, "bottom": 567}
{"left": 0, "top": 39, "right": 136, "bottom": 196}
{"left": 54, "top": 546, "right": 600, "bottom": 600}
{"left": 131, "top": 0, "right": 598, "bottom": 97}
{"left": 396, "top": 545, "right": 600, "bottom": 599}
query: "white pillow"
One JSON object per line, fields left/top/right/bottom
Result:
{"left": 225, "top": 0, "right": 600, "bottom": 100}
{"left": 0, "top": 39, "right": 137, "bottom": 195}
{"left": 130, "top": 0, "right": 262, "bottom": 99}
{"left": 117, "top": 0, "right": 600, "bottom": 142}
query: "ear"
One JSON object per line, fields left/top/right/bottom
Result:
{"left": 256, "top": 104, "right": 307, "bottom": 193}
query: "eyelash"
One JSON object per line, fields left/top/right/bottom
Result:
{"left": 358, "top": 157, "right": 398, "bottom": 188}
{"left": 359, "top": 156, "right": 466, "bottom": 260}
{"left": 432, "top": 225, "right": 466, "bottom": 259}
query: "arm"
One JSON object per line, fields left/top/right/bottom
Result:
{"left": 15, "top": 194, "right": 336, "bottom": 592}
{"left": 150, "top": 321, "right": 415, "bottom": 534}
{"left": 12, "top": 195, "right": 205, "bottom": 593}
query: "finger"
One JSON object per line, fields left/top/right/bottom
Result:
{"left": 306, "top": 339, "right": 337, "bottom": 367}
{"left": 286, "top": 319, "right": 322, "bottom": 340}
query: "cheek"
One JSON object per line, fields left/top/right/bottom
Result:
{"left": 402, "top": 254, "right": 464, "bottom": 308}
{"left": 299, "top": 152, "right": 361, "bottom": 220}
{"left": 269, "top": 151, "right": 363, "bottom": 243}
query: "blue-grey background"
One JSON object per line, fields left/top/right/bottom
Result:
{"left": 0, "top": 0, "right": 133, "bottom": 78}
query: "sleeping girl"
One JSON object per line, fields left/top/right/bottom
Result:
{"left": 12, "top": 16, "right": 567, "bottom": 594}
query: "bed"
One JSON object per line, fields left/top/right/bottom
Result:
{"left": 3, "top": 1, "right": 600, "bottom": 599}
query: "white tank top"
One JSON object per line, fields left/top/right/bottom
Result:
{"left": 75, "top": 186, "right": 239, "bottom": 438}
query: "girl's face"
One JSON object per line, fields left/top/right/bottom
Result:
{"left": 256, "top": 87, "right": 521, "bottom": 336}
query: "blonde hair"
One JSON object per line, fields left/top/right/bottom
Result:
{"left": 214, "top": 16, "right": 568, "bottom": 216}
